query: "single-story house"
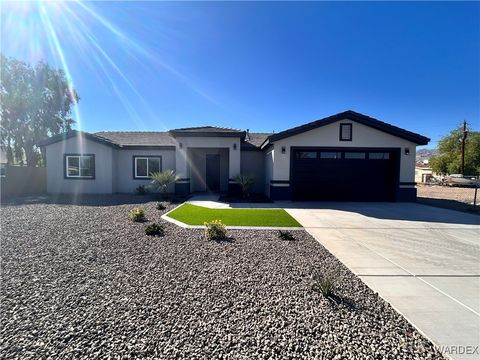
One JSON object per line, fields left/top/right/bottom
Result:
{"left": 39, "top": 110, "right": 430, "bottom": 201}
{"left": 415, "top": 160, "right": 435, "bottom": 183}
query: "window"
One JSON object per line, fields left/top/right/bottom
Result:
{"left": 320, "top": 152, "right": 342, "bottom": 159}
{"left": 296, "top": 151, "right": 317, "bottom": 159}
{"left": 65, "top": 155, "right": 95, "bottom": 179}
{"left": 340, "top": 123, "right": 352, "bottom": 141}
{"left": 134, "top": 156, "right": 161, "bottom": 178}
{"left": 369, "top": 152, "right": 390, "bottom": 160}
{"left": 0, "top": 164, "right": 5, "bottom": 177}
{"left": 345, "top": 152, "right": 366, "bottom": 159}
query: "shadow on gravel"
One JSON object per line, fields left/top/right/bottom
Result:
{"left": 328, "top": 294, "right": 357, "bottom": 310}
{"left": 1, "top": 194, "right": 188, "bottom": 207}
{"left": 417, "top": 197, "right": 479, "bottom": 216}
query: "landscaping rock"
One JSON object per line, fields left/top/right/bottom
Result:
{"left": 0, "top": 195, "right": 443, "bottom": 359}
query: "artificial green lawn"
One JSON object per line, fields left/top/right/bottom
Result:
{"left": 166, "top": 203, "right": 302, "bottom": 227}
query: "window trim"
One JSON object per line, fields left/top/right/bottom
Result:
{"left": 132, "top": 155, "right": 162, "bottom": 179}
{"left": 339, "top": 123, "right": 352, "bottom": 141}
{"left": 64, "top": 154, "right": 95, "bottom": 180}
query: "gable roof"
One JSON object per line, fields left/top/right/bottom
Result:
{"left": 261, "top": 110, "right": 430, "bottom": 148}
{"left": 242, "top": 133, "right": 272, "bottom": 150}
{"left": 37, "top": 130, "right": 120, "bottom": 148}
{"left": 169, "top": 125, "right": 246, "bottom": 139}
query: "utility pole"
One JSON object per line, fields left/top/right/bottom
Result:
{"left": 460, "top": 120, "right": 468, "bottom": 176}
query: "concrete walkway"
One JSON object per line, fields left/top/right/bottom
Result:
{"left": 283, "top": 202, "right": 480, "bottom": 360}
{"left": 187, "top": 194, "right": 279, "bottom": 209}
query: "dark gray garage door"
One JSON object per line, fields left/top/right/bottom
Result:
{"left": 291, "top": 148, "right": 398, "bottom": 201}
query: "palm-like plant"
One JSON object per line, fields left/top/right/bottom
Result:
{"left": 234, "top": 174, "right": 255, "bottom": 199}
{"left": 150, "top": 170, "right": 179, "bottom": 198}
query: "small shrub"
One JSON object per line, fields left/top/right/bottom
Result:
{"left": 129, "top": 207, "right": 145, "bottom": 222}
{"left": 135, "top": 185, "right": 149, "bottom": 195}
{"left": 156, "top": 202, "right": 167, "bottom": 210}
{"left": 311, "top": 270, "right": 337, "bottom": 298}
{"left": 204, "top": 219, "right": 227, "bottom": 241}
{"left": 145, "top": 223, "right": 165, "bottom": 236}
{"left": 278, "top": 230, "right": 295, "bottom": 241}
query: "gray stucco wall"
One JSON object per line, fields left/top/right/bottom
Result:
{"left": 189, "top": 148, "right": 229, "bottom": 192}
{"left": 240, "top": 150, "right": 265, "bottom": 194}
{"left": 45, "top": 137, "right": 114, "bottom": 194}
{"left": 114, "top": 148, "right": 176, "bottom": 193}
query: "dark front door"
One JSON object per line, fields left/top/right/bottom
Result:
{"left": 206, "top": 154, "right": 221, "bottom": 192}
{"left": 291, "top": 148, "right": 398, "bottom": 201}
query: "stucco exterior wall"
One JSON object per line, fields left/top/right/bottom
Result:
{"left": 45, "top": 137, "right": 114, "bottom": 194}
{"left": 240, "top": 150, "right": 265, "bottom": 194}
{"left": 272, "top": 119, "right": 418, "bottom": 183}
{"left": 114, "top": 148, "right": 176, "bottom": 193}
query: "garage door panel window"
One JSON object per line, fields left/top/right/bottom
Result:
{"left": 296, "top": 151, "right": 317, "bottom": 159}
{"left": 345, "top": 152, "right": 366, "bottom": 159}
{"left": 65, "top": 155, "right": 95, "bottom": 179}
{"left": 320, "top": 152, "right": 342, "bottom": 159}
{"left": 134, "top": 156, "right": 162, "bottom": 179}
{"left": 369, "top": 152, "right": 390, "bottom": 160}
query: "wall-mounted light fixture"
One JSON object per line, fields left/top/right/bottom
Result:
{"left": 404, "top": 147, "right": 410, "bottom": 155}
{"left": 179, "top": 142, "right": 183, "bottom": 149}
{"left": 281, "top": 146, "right": 286, "bottom": 154}
{"left": 233, "top": 143, "right": 237, "bottom": 150}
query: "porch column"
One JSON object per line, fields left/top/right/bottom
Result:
{"left": 228, "top": 139, "right": 241, "bottom": 178}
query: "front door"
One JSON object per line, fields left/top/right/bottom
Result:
{"left": 205, "top": 154, "right": 220, "bottom": 192}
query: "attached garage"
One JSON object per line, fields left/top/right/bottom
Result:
{"left": 262, "top": 111, "right": 430, "bottom": 202}
{"left": 291, "top": 148, "right": 399, "bottom": 201}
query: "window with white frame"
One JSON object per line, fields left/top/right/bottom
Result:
{"left": 134, "top": 156, "right": 161, "bottom": 178}
{"left": 65, "top": 155, "right": 95, "bottom": 178}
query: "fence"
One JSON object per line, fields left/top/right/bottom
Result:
{"left": 0, "top": 165, "right": 46, "bottom": 199}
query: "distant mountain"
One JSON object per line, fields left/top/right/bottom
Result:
{"left": 416, "top": 149, "right": 437, "bottom": 159}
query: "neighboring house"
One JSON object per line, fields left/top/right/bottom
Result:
{"left": 38, "top": 110, "right": 430, "bottom": 201}
{"left": 415, "top": 160, "right": 435, "bottom": 183}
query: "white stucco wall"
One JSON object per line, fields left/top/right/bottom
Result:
{"left": 114, "top": 148, "right": 176, "bottom": 193}
{"left": 45, "top": 136, "right": 114, "bottom": 194}
{"left": 272, "top": 119, "right": 418, "bottom": 183}
{"left": 174, "top": 136, "right": 241, "bottom": 179}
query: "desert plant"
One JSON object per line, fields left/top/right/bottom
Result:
{"left": 311, "top": 270, "right": 337, "bottom": 298}
{"left": 129, "top": 207, "right": 145, "bottom": 222}
{"left": 278, "top": 230, "right": 295, "bottom": 241}
{"left": 135, "top": 185, "right": 149, "bottom": 195}
{"left": 234, "top": 174, "right": 255, "bottom": 199}
{"left": 150, "top": 170, "right": 180, "bottom": 198}
{"left": 156, "top": 202, "right": 167, "bottom": 210}
{"left": 204, "top": 219, "right": 227, "bottom": 241}
{"left": 145, "top": 223, "right": 165, "bottom": 236}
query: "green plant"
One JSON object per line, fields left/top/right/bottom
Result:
{"left": 234, "top": 174, "right": 255, "bottom": 198}
{"left": 204, "top": 219, "right": 227, "bottom": 241}
{"left": 156, "top": 202, "right": 167, "bottom": 210}
{"left": 150, "top": 170, "right": 180, "bottom": 198}
{"left": 278, "top": 230, "right": 295, "bottom": 241}
{"left": 135, "top": 185, "right": 149, "bottom": 195}
{"left": 129, "top": 207, "right": 145, "bottom": 222}
{"left": 311, "top": 270, "right": 337, "bottom": 298}
{"left": 145, "top": 223, "right": 165, "bottom": 236}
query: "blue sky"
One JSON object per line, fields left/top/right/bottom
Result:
{"left": 1, "top": 1, "right": 479, "bottom": 148}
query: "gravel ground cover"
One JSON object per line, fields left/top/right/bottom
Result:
{"left": 1, "top": 196, "right": 443, "bottom": 359}
{"left": 417, "top": 185, "right": 479, "bottom": 214}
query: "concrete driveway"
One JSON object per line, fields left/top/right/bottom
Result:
{"left": 283, "top": 202, "right": 480, "bottom": 360}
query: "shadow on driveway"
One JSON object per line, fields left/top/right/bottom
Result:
{"left": 278, "top": 201, "right": 480, "bottom": 226}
